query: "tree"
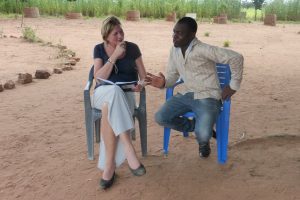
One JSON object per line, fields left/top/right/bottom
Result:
{"left": 241, "top": 0, "right": 253, "bottom": 9}
{"left": 252, "top": 0, "right": 265, "bottom": 21}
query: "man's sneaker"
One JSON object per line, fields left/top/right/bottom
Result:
{"left": 199, "top": 142, "right": 211, "bottom": 158}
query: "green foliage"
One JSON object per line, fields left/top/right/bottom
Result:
{"left": 223, "top": 40, "right": 230, "bottom": 47}
{"left": 204, "top": 32, "right": 210, "bottom": 37}
{"left": 252, "top": 0, "right": 265, "bottom": 20}
{"left": 265, "top": 0, "right": 300, "bottom": 21}
{"left": 0, "top": 0, "right": 298, "bottom": 22}
{"left": 22, "top": 26, "right": 41, "bottom": 42}
{"left": 252, "top": 0, "right": 265, "bottom": 10}
{"left": 0, "top": 0, "right": 242, "bottom": 19}
{"left": 0, "top": 27, "right": 3, "bottom": 38}
{"left": 241, "top": 0, "right": 253, "bottom": 9}
{"left": 242, "top": 7, "right": 264, "bottom": 20}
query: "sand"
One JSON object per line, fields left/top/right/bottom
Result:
{"left": 0, "top": 17, "right": 299, "bottom": 200}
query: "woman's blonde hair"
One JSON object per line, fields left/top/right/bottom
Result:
{"left": 101, "top": 16, "right": 121, "bottom": 42}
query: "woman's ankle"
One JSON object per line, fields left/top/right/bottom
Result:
{"left": 102, "top": 164, "right": 115, "bottom": 180}
{"left": 127, "top": 156, "right": 140, "bottom": 170}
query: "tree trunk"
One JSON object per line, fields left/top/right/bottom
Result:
{"left": 255, "top": 9, "right": 257, "bottom": 21}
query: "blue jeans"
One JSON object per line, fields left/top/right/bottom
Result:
{"left": 155, "top": 92, "right": 221, "bottom": 144}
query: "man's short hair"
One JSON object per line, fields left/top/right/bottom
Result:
{"left": 177, "top": 17, "right": 197, "bottom": 33}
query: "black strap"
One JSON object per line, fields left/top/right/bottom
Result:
{"left": 95, "top": 82, "right": 135, "bottom": 92}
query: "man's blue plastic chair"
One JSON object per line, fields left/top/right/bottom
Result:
{"left": 163, "top": 63, "right": 231, "bottom": 164}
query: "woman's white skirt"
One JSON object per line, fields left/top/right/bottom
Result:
{"left": 93, "top": 85, "right": 136, "bottom": 170}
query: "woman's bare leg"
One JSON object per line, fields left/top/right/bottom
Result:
{"left": 101, "top": 103, "right": 116, "bottom": 180}
{"left": 119, "top": 131, "right": 140, "bottom": 169}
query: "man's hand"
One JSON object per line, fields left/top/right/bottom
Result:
{"left": 145, "top": 72, "right": 166, "bottom": 88}
{"left": 221, "top": 85, "right": 236, "bottom": 100}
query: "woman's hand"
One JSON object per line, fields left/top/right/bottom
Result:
{"left": 132, "top": 80, "right": 146, "bottom": 92}
{"left": 132, "top": 84, "right": 143, "bottom": 92}
{"left": 112, "top": 41, "right": 126, "bottom": 60}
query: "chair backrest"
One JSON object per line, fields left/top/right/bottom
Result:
{"left": 216, "top": 63, "right": 231, "bottom": 90}
{"left": 166, "top": 63, "right": 231, "bottom": 100}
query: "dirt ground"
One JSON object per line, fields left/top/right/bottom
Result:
{"left": 0, "top": 17, "right": 299, "bottom": 200}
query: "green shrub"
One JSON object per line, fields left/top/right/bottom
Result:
{"left": 223, "top": 40, "right": 230, "bottom": 47}
{"left": 0, "top": 0, "right": 298, "bottom": 22}
{"left": 0, "top": 27, "right": 3, "bottom": 38}
{"left": 22, "top": 26, "right": 39, "bottom": 42}
{"left": 204, "top": 32, "right": 210, "bottom": 37}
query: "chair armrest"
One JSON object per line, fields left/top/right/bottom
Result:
{"left": 84, "top": 80, "right": 93, "bottom": 92}
{"left": 84, "top": 80, "right": 93, "bottom": 112}
{"left": 166, "top": 79, "right": 184, "bottom": 100}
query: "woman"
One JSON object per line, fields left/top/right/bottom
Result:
{"left": 93, "top": 16, "right": 146, "bottom": 189}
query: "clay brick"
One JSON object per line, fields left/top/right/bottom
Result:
{"left": 4, "top": 80, "right": 15, "bottom": 89}
{"left": 35, "top": 70, "right": 51, "bottom": 79}
{"left": 18, "top": 73, "right": 33, "bottom": 84}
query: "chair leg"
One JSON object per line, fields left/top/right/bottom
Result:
{"left": 163, "top": 127, "right": 171, "bottom": 155}
{"left": 85, "top": 117, "right": 94, "bottom": 160}
{"left": 95, "top": 118, "right": 101, "bottom": 143}
{"left": 216, "top": 114, "right": 228, "bottom": 164}
{"left": 131, "top": 117, "right": 136, "bottom": 141}
{"left": 137, "top": 111, "right": 147, "bottom": 157}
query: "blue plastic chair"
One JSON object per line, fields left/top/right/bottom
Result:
{"left": 163, "top": 63, "right": 231, "bottom": 164}
{"left": 83, "top": 66, "right": 147, "bottom": 160}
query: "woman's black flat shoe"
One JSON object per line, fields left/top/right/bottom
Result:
{"left": 130, "top": 164, "right": 146, "bottom": 176}
{"left": 99, "top": 172, "right": 115, "bottom": 189}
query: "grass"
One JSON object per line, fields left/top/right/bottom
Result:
{"left": 223, "top": 40, "right": 230, "bottom": 48}
{"left": 204, "top": 32, "right": 210, "bottom": 37}
{"left": 22, "top": 26, "right": 42, "bottom": 43}
{"left": 0, "top": 0, "right": 299, "bottom": 21}
{"left": 276, "top": 20, "right": 300, "bottom": 24}
{"left": 0, "top": 0, "right": 243, "bottom": 19}
{"left": 0, "top": 27, "right": 3, "bottom": 38}
{"left": 0, "top": 13, "right": 21, "bottom": 19}
{"left": 242, "top": 7, "right": 264, "bottom": 21}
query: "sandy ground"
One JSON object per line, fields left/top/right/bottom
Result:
{"left": 0, "top": 17, "right": 300, "bottom": 200}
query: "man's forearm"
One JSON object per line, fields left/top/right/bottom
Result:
{"left": 228, "top": 53, "right": 244, "bottom": 91}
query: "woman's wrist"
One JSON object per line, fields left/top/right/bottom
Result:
{"left": 107, "top": 58, "right": 115, "bottom": 65}
{"left": 106, "top": 57, "right": 118, "bottom": 74}
{"left": 138, "top": 80, "right": 146, "bottom": 88}
{"left": 109, "top": 54, "right": 118, "bottom": 63}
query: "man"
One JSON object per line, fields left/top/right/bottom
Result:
{"left": 146, "top": 17, "right": 243, "bottom": 158}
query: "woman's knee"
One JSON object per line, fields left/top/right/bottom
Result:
{"left": 111, "top": 85, "right": 127, "bottom": 100}
{"left": 101, "top": 102, "right": 109, "bottom": 113}
{"left": 111, "top": 85, "right": 123, "bottom": 93}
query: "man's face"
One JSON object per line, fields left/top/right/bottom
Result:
{"left": 172, "top": 23, "right": 193, "bottom": 47}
